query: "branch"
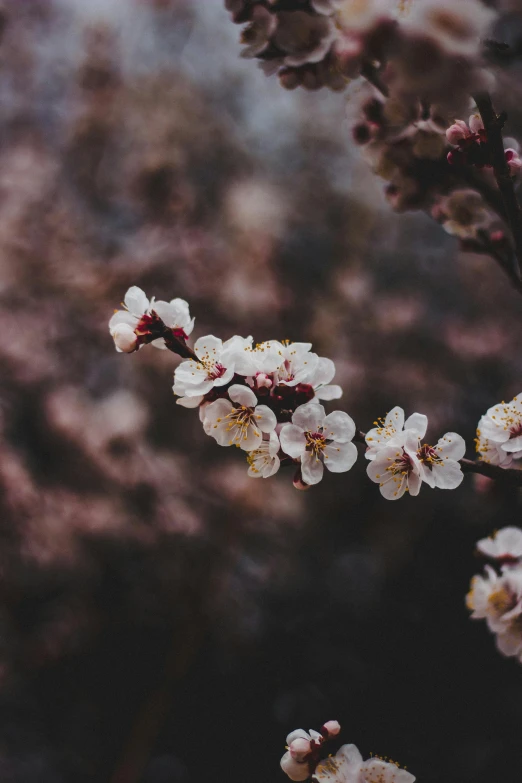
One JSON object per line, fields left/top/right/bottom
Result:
{"left": 473, "top": 92, "right": 522, "bottom": 282}
{"left": 353, "top": 429, "right": 522, "bottom": 486}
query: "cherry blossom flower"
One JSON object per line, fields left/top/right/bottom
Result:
{"left": 474, "top": 431, "right": 514, "bottom": 468}
{"left": 467, "top": 565, "right": 522, "bottom": 661}
{"left": 109, "top": 286, "right": 153, "bottom": 353}
{"left": 366, "top": 430, "right": 423, "bottom": 500}
{"left": 149, "top": 297, "right": 195, "bottom": 350}
{"left": 109, "top": 287, "right": 195, "bottom": 353}
{"left": 279, "top": 402, "right": 357, "bottom": 486}
{"left": 477, "top": 527, "right": 522, "bottom": 566}
{"left": 315, "top": 743, "right": 416, "bottom": 783}
{"left": 204, "top": 384, "right": 277, "bottom": 451}
{"left": 476, "top": 394, "right": 522, "bottom": 461}
{"left": 173, "top": 335, "right": 249, "bottom": 406}
{"left": 274, "top": 11, "right": 336, "bottom": 67}
{"left": 271, "top": 341, "right": 319, "bottom": 387}
{"left": 365, "top": 406, "right": 427, "bottom": 460}
{"left": 417, "top": 432, "right": 465, "bottom": 490}
{"left": 246, "top": 431, "right": 280, "bottom": 478}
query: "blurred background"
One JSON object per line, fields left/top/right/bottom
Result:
{"left": 1, "top": 1, "right": 522, "bottom": 782}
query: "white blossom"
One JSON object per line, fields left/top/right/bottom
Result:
{"left": 173, "top": 335, "right": 249, "bottom": 405}
{"left": 246, "top": 431, "right": 281, "bottom": 478}
{"left": 272, "top": 341, "right": 319, "bottom": 387}
{"left": 149, "top": 297, "right": 194, "bottom": 350}
{"left": 204, "top": 384, "right": 277, "bottom": 451}
{"left": 417, "top": 432, "right": 465, "bottom": 490}
{"left": 366, "top": 430, "right": 424, "bottom": 500}
{"left": 474, "top": 431, "right": 514, "bottom": 468}
{"left": 280, "top": 402, "right": 357, "bottom": 485}
{"left": 109, "top": 286, "right": 152, "bottom": 353}
{"left": 477, "top": 527, "right": 522, "bottom": 564}
{"left": 403, "top": 0, "right": 496, "bottom": 59}
{"left": 467, "top": 565, "right": 522, "bottom": 661}
{"left": 274, "top": 11, "right": 336, "bottom": 67}
{"left": 477, "top": 394, "right": 522, "bottom": 462}
{"left": 365, "top": 407, "right": 427, "bottom": 460}
{"left": 315, "top": 743, "right": 415, "bottom": 783}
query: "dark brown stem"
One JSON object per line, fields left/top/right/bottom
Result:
{"left": 474, "top": 92, "right": 522, "bottom": 282}
{"left": 158, "top": 323, "right": 198, "bottom": 361}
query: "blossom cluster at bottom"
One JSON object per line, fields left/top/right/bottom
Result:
{"left": 280, "top": 722, "right": 415, "bottom": 782}
{"left": 467, "top": 527, "right": 522, "bottom": 663}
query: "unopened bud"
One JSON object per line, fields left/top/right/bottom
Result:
{"left": 468, "top": 113, "right": 484, "bottom": 134}
{"left": 280, "top": 753, "right": 310, "bottom": 782}
{"left": 322, "top": 720, "right": 341, "bottom": 737}
{"left": 289, "top": 738, "right": 311, "bottom": 762}
{"left": 293, "top": 469, "right": 310, "bottom": 491}
{"left": 256, "top": 372, "right": 273, "bottom": 389}
{"left": 111, "top": 324, "right": 138, "bottom": 353}
{"left": 446, "top": 120, "right": 468, "bottom": 146}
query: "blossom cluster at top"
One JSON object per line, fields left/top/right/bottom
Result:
{"left": 226, "top": 0, "right": 495, "bottom": 103}
{"left": 108, "top": 287, "right": 520, "bottom": 495}
{"left": 467, "top": 526, "right": 522, "bottom": 664}
{"left": 280, "top": 721, "right": 415, "bottom": 782}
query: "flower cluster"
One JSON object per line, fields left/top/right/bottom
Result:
{"left": 280, "top": 721, "right": 416, "bottom": 782}
{"left": 364, "top": 406, "right": 465, "bottom": 499}
{"left": 475, "top": 393, "right": 522, "bottom": 468}
{"left": 467, "top": 526, "right": 522, "bottom": 663}
{"left": 226, "top": 0, "right": 398, "bottom": 92}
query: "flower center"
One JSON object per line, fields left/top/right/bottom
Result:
{"left": 488, "top": 587, "right": 517, "bottom": 616}
{"left": 510, "top": 421, "right": 522, "bottom": 439}
{"left": 417, "top": 443, "right": 442, "bottom": 465}
{"left": 306, "top": 430, "right": 326, "bottom": 457}
{"left": 225, "top": 405, "right": 260, "bottom": 444}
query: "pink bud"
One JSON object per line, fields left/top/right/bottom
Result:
{"left": 289, "top": 738, "right": 311, "bottom": 761}
{"left": 505, "top": 149, "right": 522, "bottom": 175}
{"left": 446, "top": 120, "right": 469, "bottom": 146}
{"left": 322, "top": 720, "right": 341, "bottom": 737}
{"left": 280, "top": 753, "right": 310, "bottom": 781}
{"left": 468, "top": 113, "right": 484, "bottom": 134}
{"left": 111, "top": 323, "right": 138, "bottom": 353}
{"left": 293, "top": 472, "right": 310, "bottom": 491}
{"left": 256, "top": 372, "right": 273, "bottom": 389}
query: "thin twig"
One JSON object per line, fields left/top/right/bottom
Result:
{"left": 474, "top": 92, "right": 522, "bottom": 281}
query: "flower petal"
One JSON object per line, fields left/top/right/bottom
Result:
{"left": 404, "top": 412, "right": 427, "bottom": 438}
{"left": 313, "top": 356, "right": 336, "bottom": 386}
{"left": 292, "top": 402, "right": 325, "bottom": 432}
{"left": 436, "top": 432, "right": 466, "bottom": 460}
{"left": 431, "top": 460, "right": 464, "bottom": 489}
{"left": 385, "top": 406, "right": 405, "bottom": 430}
{"left": 228, "top": 384, "right": 257, "bottom": 407}
{"left": 323, "top": 410, "right": 356, "bottom": 443}
{"left": 176, "top": 395, "right": 203, "bottom": 408}
{"left": 315, "top": 384, "right": 343, "bottom": 401}
{"left": 324, "top": 441, "right": 357, "bottom": 473}
{"left": 301, "top": 450, "right": 324, "bottom": 485}
{"left": 255, "top": 405, "right": 277, "bottom": 433}
{"left": 124, "top": 286, "right": 149, "bottom": 316}
{"left": 194, "top": 335, "right": 223, "bottom": 361}
{"left": 502, "top": 435, "right": 522, "bottom": 453}
{"left": 280, "top": 425, "right": 306, "bottom": 458}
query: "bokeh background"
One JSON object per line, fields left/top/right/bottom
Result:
{"left": 1, "top": 2, "right": 522, "bottom": 782}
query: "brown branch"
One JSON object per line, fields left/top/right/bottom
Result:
{"left": 474, "top": 92, "right": 522, "bottom": 282}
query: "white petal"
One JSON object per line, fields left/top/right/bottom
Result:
{"left": 420, "top": 463, "right": 436, "bottom": 488}
{"left": 496, "top": 629, "right": 522, "bottom": 657}
{"left": 404, "top": 412, "right": 427, "bottom": 438}
{"left": 431, "top": 460, "right": 464, "bottom": 489}
{"left": 315, "top": 384, "right": 343, "bottom": 401}
{"left": 213, "top": 367, "right": 236, "bottom": 387}
{"left": 176, "top": 395, "right": 203, "bottom": 408}
{"left": 124, "top": 286, "right": 149, "bottom": 316}
{"left": 436, "top": 432, "right": 466, "bottom": 461}
{"left": 502, "top": 435, "right": 522, "bottom": 453}
{"left": 385, "top": 406, "right": 405, "bottom": 430}
{"left": 280, "top": 425, "right": 306, "bottom": 458}
{"left": 268, "top": 431, "right": 280, "bottom": 458}
{"left": 292, "top": 402, "right": 325, "bottom": 432}
{"left": 255, "top": 405, "right": 277, "bottom": 433}
{"left": 324, "top": 441, "right": 357, "bottom": 473}
{"left": 380, "top": 473, "right": 407, "bottom": 500}
{"left": 315, "top": 743, "right": 362, "bottom": 782}
{"left": 239, "top": 426, "right": 262, "bottom": 452}
{"left": 477, "top": 527, "right": 522, "bottom": 560}
{"left": 110, "top": 323, "right": 137, "bottom": 353}
{"left": 280, "top": 753, "right": 310, "bottom": 782}
{"left": 109, "top": 310, "right": 137, "bottom": 330}
{"left": 301, "top": 451, "right": 324, "bottom": 485}
{"left": 313, "top": 356, "right": 336, "bottom": 386}
{"left": 194, "top": 335, "right": 223, "bottom": 361}
{"left": 408, "top": 470, "right": 422, "bottom": 496}
{"left": 228, "top": 384, "right": 257, "bottom": 407}
{"left": 286, "top": 730, "right": 311, "bottom": 745}
{"left": 263, "top": 454, "right": 280, "bottom": 478}
{"left": 323, "top": 410, "right": 356, "bottom": 443}
{"left": 205, "top": 398, "right": 233, "bottom": 425}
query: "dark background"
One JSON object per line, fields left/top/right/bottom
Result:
{"left": 0, "top": 2, "right": 521, "bottom": 781}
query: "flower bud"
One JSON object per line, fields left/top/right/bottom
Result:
{"left": 289, "top": 737, "right": 311, "bottom": 761}
{"left": 445, "top": 120, "right": 468, "bottom": 146}
{"left": 293, "top": 470, "right": 310, "bottom": 491}
{"left": 111, "top": 323, "right": 138, "bottom": 353}
{"left": 322, "top": 720, "right": 341, "bottom": 737}
{"left": 468, "top": 113, "right": 484, "bottom": 134}
{"left": 505, "top": 149, "right": 522, "bottom": 176}
{"left": 256, "top": 372, "right": 273, "bottom": 389}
